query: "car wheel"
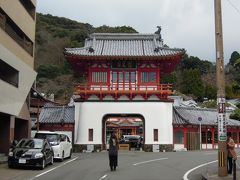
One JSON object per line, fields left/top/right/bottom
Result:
{"left": 68, "top": 149, "right": 72, "bottom": 159}
{"left": 60, "top": 151, "right": 64, "bottom": 162}
{"left": 8, "top": 164, "right": 14, "bottom": 168}
{"left": 41, "top": 159, "right": 46, "bottom": 169}
{"left": 50, "top": 155, "right": 54, "bottom": 165}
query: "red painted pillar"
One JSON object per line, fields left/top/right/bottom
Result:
{"left": 237, "top": 129, "right": 239, "bottom": 148}
{"left": 211, "top": 128, "right": 215, "bottom": 149}
{"left": 184, "top": 128, "right": 187, "bottom": 148}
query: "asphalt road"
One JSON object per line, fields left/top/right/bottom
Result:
{"left": 1, "top": 150, "right": 240, "bottom": 180}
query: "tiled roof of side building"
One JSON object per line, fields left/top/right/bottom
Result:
{"left": 65, "top": 33, "right": 185, "bottom": 57}
{"left": 173, "top": 106, "right": 240, "bottom": 126}
{"left": 39, "top": 106, "right": 75, "bottom": 124}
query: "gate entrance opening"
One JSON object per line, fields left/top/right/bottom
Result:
{"left": 102, "top": 114, "right": 145, "bottom": 150}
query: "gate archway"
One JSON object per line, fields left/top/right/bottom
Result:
{"left": 102, "top": 114, "right": 145, "bottom": 150}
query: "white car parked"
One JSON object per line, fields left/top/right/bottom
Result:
{"left": 34, "top": 131, "right": 72, "bottom": 161}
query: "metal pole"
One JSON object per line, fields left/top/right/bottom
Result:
{"left": 233, "top": 160, "right": 236, "bottom": 180}
{"left": 37, "top": 98, "right": 39, "bottom": 132}
{"left": 200, "top": 123, "right": 202, "bottom": 150}
{"left": 214, "top": 0, "right": 227, "bottom": 177}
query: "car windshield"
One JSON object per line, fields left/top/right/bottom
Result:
{"left": 35, "top": 133, "right": 59, "bottom": 143}
{"left": 16, "top": 139, "right": 43, "bottom": 149}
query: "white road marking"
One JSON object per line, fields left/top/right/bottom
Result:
{"left": 183, "top": 160, "right": 217, "bottom": 180}
{"left": 99, "top": 174, "right": 107, "bottom": 180}
{"left": 33, "top": 157, "right": 78, "bottom": 179}
{"left": 133, "top": 158, "right": 168, "bottom": 166}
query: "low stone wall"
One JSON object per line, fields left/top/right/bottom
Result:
{"left": 143, "top": 144, "right": 173, "bottom": 152}
{"left": 73, "top": 144, "right": 173, "bottom": 152}
{"left": 73, "top": 144, "right": 102, "bottom": 153}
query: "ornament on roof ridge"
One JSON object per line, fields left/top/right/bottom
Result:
{"left": 155, "top": 26, "right": 162, "bottom": 40}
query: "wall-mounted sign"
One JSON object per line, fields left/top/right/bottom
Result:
{"left": 112, "top": 60, "right": 136, "bottom": 69}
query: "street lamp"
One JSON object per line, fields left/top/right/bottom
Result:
{"left": 198, "top": 117, "right": 202, "bottom": 150}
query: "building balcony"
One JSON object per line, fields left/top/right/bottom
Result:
{"left": 74, "top": 83, "right": 173, "bottom": 101}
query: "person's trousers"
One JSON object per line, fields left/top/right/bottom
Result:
{"left": 109, "top": 155, "right": 118, "bottom": 168}
{"left": 227, "top": 157, "right": 233, "bottom": 174}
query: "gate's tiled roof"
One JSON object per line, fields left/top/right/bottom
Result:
{"left": 39, "top": 106, "right": 75, "bottom": 124}
{"left": 65, "top": 33, "right": 185, "bottom": 57}
{"left": 173, "top": 106, "right": 240, "bottom": 126}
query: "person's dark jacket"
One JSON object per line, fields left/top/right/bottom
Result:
{"left": 108, "top": 138, "right": 118, "bottom": 156}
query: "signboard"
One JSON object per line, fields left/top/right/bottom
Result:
{"left": 112, "top": 60, "right": 136, "bottom": 69}
{"left": 217, "top": 98, "right": 226, "bottom": 141}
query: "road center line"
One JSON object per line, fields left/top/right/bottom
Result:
{"left": 133, "top": 158, "right": 168, "bottom": 166}
{"left": 99, "top": 174, "right": 107, "bottom": 180}
{"left": 33, "top": 157, "right": 78, "bottom": 179}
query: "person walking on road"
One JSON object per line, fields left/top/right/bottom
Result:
{"left": 227, "top": 132, "right": 237, "bottom": 174}
{"left": 108, "top": 132, "right": 119, "bottom": 171}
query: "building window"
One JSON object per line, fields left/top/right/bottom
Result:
{"left": 140, "top": 72, "right": 156, "bottom": 83}
{"left": 0, "top": 8, "right": 33, "bottom": 56}
{"left": 19, "top": 0, "right": 36, "bottom": 19}
{"left": 175, "top": 131, "right": 184, "bottom": 144}
{"left": 153, "top": 129, "right": 158, "bottom": 141}
{"left": 0, "top": 59, "right": 19, "bottom": 87}
{"left": 92, "top": 72, "right": 107, "bottom": 83}
{"left": 89, "top": 129, "right": 93, "bottom": 141}
{"left": 112, "top": 71, "right": 136, "bottom": 83}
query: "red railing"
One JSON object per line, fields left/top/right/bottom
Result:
{"left": 74, "top": 83, "right": 173, "bottom": 100}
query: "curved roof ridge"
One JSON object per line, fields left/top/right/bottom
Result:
{"left": 173, "top": 106, "right": 190, "bottom": 124}
{"left": 175, "top": 106, "right": 216, "bottom": 112}
{"left": 89, "top": 33, "right": 160, "bottom": 40}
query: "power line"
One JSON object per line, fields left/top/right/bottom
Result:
{"left": 226, "top": 0, "right": 240, "bottom": 15}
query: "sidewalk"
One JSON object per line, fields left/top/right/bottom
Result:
{"left": 202, "top": 163, "right": 240, "bottom": 180}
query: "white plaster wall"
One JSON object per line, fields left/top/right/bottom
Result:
{"left": 74, "top": 101, "right": 173, "bottom": 145}
{"left": 0, "top": 44, "right": 36, "bottom": 116}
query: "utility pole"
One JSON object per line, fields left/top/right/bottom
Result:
{"left": 214, "top": 0, "right": 227, "bottom": 177}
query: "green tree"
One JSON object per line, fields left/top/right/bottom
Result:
{"left": 226, "top": 85, "right": 234, "bottom": 99}
{"left": 160, "top": 72, "right": 177, "bottom": 84}
{"left": 204, "top": 84, "right": 217, "bottom": 99}
{"left": 180, "top": 69, "right": 204, "bottom": 100}
{"left": 234, "top": 58, "right": 240, "bottom": 70}
{"left": 230, "top": 109, "right": 240, "bottom": 120}
{"left": 180, "top": 54, "right": 214, "bottom": 74}
{"left": 37, "top": 64, "right": 61, "bottom": 79}
{"left": 229, "top": 51, "right": 240, "bottom": 66}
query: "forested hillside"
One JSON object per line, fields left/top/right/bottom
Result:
{"left": 35, "top": 13, "right": 240, "bottom": 104}
{"left": 35, "top": 13, "right": 137, "bottom": 103}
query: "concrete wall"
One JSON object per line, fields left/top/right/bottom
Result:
{"left": 0, "top": 0, "right": 36, "bottom": 66}
{"left": 0, "top": 44, "right": 36, "bottom": 116}
{"left": 74, "top": 101, "right": 173, "bottom": 145}
{"left": 0, "top": 0, "right": 36, "bottom": 42}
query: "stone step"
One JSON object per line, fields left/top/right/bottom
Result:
{"left": 0, "top": 153, "right": 8, "bottom": 164}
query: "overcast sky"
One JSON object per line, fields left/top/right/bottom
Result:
{"left": 37, "top": 0, "right": 240, "bottom": 63}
